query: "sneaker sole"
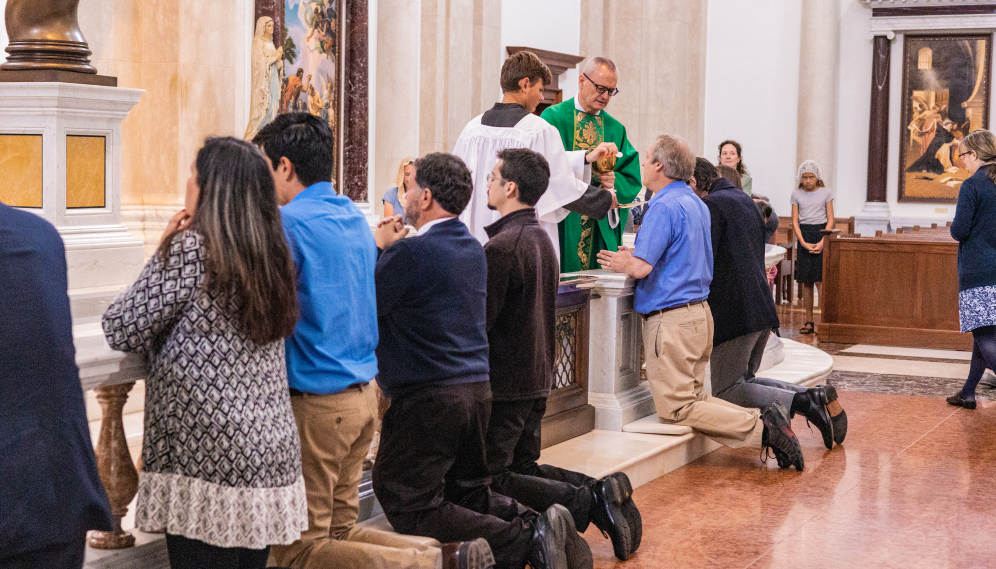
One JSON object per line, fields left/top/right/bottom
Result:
{"left": 558, "top": 507, "right": 594, "bottom": 569}
{"left": 461, "top": 538, "right": 495, "bottom": 569}
{"left": 767, "top": 406, "right": 805, "bottom": 471}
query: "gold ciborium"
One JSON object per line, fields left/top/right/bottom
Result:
{"left": 2, "top": 0, "right": 96, "bottom": 73}
{"left": 593, "top": 153, "right": 616, "bottom": 174}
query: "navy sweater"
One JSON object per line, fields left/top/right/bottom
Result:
{"left": 0, "top": 203, "right": 114, "bottom": 555}
{"left": 374, "top": 218, "right": 490, "bottom": 399}
{"left": 951, "top": 168, "right": 996, "bottom": 291}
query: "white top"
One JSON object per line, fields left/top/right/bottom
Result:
{"left": 791, "top": 187, "right": 832, "bottom": 225}
{"left": 452, "top": 112, "right": 590, "bottom": 259}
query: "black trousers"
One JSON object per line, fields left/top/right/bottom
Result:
{"left": 486, "top": 397, "right": 596, "bottom": 531}
{"left": 0, "top": 539, "right": 85, "bottom": 569}
{"left": 165, "top": 534, "right": 269, "bottom": 569}
{"left": 372, "top": 381, "right": 536, "bottom": 569}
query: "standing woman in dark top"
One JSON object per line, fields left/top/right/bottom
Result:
{"left": 102, "top": 137, "right": 307, "bottom": 568}
{"left": 946, "top": 129, "right": 996, "bottom": 409}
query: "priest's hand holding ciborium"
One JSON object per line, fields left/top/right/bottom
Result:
{"left": 586, "top": 142, "right": 621, "bottom": 209}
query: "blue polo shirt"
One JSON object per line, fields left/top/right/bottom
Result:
{"left": 281, "top": 182, "right": 379, "bottom": 394}
{"left": 632, "top": 181, "right": 713, "bottom": 314}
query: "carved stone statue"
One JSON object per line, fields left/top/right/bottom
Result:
{"left": 244, "top": 16, "right": 284, "bottom": 141}
{"left": 2, "top": 0, "right": 97, "bottom": 73}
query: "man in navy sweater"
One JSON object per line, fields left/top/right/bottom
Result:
{"left": 1, "top": 202, "right": 114, "bottom": 568}
{"left": 372, "top": 153, "right": 592, "bottom": 569}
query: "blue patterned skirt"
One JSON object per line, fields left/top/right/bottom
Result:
{"left": 959, "top": 285, "right": 996, "bottom": 333}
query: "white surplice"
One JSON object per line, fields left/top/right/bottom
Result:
{"left": 452, "top": 112, "right": 590, "bottom": 257}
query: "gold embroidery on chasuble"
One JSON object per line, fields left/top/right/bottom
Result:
{"left": 573, "top": 110, "right": 604, "bottom": 269}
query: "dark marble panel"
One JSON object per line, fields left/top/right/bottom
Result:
{"left": 254, "top": 0, "right": 284, "bottom": 53}
{"left": 342, "top": 0, "right": 369, "bottom": 202}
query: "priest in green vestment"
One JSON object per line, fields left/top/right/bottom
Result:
{"left": 541, "top": 57, "right": 642, "bottom": 273}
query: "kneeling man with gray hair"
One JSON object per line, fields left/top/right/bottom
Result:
{"left": 597, "top": 135, "right": 805, "bottom": 470}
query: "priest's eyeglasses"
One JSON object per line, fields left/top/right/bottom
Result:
{"left": 583, "top": 73, "right": 620, "bottom": 97}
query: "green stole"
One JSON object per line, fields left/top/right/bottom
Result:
{"left": 541, "top": 99, "right": 642, "bottom": 272}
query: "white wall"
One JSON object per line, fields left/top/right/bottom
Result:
{"left": 500, "top": 0, "right": 582, "bottom": 101}
{"left": 703, "top": 0, "right": 802, "bottom": 216}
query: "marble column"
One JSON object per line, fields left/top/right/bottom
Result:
{"left": 419, "top": 0, "right": 501, "bottom": 156}
{"left": 579, "top": 0, "right": 708, "bottom": 155}
{"left": 856, "top": 34, "right": 894, "bottom": 236}
{"left": 579, "top": 272, "right": 655, "bottom": 431}
{"left": 796, "top": 0, "right": 841, "bottom": 191}
{"left": 374, "top": 0, "right": 420, "bottom": 215}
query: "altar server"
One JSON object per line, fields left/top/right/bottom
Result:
{"left": 453, "top": 51, "right": 618, "bottom": 257}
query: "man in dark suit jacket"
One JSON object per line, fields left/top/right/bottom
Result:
{"left": 695, "top": 162, "right": 847, "bottom": 452}
{"left": 371, "top": 153, "right": 592, "bottom": 569}
{"left": 0, "top": 202, "right": 114, "bottom": 568}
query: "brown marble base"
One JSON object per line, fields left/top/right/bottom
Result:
{"left": 0, "top": 70, "right": 117, "bottom": 86}
{"left": 89, "top": 382, "right": 139, "bottom": 550}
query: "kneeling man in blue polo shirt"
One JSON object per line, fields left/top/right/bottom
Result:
{"left": 597, "top": 135, "right": 805, "bottom": 471}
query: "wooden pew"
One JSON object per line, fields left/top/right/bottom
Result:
{"left": 820, "top": 232, "right": 972, "bottom": 350}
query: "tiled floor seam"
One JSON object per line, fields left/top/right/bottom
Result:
{"left": 741, "top": 405, "right": 963, "bottom": 568}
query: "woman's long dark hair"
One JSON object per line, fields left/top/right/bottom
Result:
{"left": 157, "top": 137, "right": 298, "bottom": 345}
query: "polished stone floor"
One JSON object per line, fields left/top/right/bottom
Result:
{"left": 581, "top": 389, "right": 996, "bottom": 568}
{"left": 576, "top": 301, "right": 993, "bottom": 568}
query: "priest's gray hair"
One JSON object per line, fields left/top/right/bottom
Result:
{"left": 583, "top": 57, "right": 617, "bottom": 75}
{"left": 650, "top": 135, "right": 694, "bottom": 181}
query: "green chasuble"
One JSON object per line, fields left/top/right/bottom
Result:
{"left": 541, "top": 98, "right": 642, "bottom": 272}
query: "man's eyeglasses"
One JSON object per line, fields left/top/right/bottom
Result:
{"left": 487, "top": 174, "right": 507, "bottom": 185}
{"left": 583, "top": 73, "right": 620, "bottom": 97}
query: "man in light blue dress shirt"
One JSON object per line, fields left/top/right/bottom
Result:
{"left": 254, "top": 114, "right": 463, "bottom": 569}
{"left": 597, "top": 135, "right": 805, "bottom": 471}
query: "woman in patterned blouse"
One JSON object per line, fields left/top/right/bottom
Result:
{"left": 102, "top": 137, "right": 307, "bottom": 569}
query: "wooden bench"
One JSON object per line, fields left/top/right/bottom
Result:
{"left": 820, "top": 232, "right": 971, "bottom": 349}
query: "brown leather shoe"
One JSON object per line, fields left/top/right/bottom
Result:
{"left": 441, "top": 538, "right": 495, "bottom": 569}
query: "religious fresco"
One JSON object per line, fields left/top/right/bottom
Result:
{"left": 250, "top": 0, "right": 344, "bottom": 187}
{"left": 899, "top": 34, "right": 992, "bottom": 203}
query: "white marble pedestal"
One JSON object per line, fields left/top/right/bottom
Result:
{"left": 0, "top": 83, "right": 145, "bottom": 290}
{"left": 570, "top": 270, "right": 656, "bottom": 431}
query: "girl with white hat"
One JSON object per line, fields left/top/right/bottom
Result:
{"left": 791, "top": 160, "right": 834, "bottom": 335}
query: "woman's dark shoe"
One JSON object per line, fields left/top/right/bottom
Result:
{"left": 824, "top": 384, "right": 848, "bottom": 445}
{"left": 947, "top": 392, "right": 977, "bottom": 410}
{"left": 800, "top": 322, "right": 815, "bottom": 335}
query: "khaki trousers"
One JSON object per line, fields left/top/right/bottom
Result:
{"left": 269, "top": 382, "right": 441, "bottom": 569}
{"left": 643, "top": 302, "right": 765, "bottom": 449}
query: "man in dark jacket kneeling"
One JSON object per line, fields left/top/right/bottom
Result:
{"left": 482, "top": 148, "right": 641, "bottom": 562}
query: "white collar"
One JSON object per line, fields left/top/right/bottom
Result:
{"left": 416, "top": 216, "right": 455, "bottom": 236}
{"left": 575, "top": 98, "right": 601, "bottom": 116}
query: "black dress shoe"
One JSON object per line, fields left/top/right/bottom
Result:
{"left": 529, "top": 504, "right": 592, "bottom": 569}
{"left": 797, "top": 386, "right": 834, "bottom": 450}
{"left": 947, "top": 392, "right": 977, "bottom": 410}
{"left": 590, "top": 472, "right": 641, "bottom": 561}
{"left": 762, "top": 402, "right": 804, "bottom": 471}
{"left": 441, "top": 538, "right": 495, "bottom": 569}
{"left": 824, "top": 384, "right": 848, "bottom": 444}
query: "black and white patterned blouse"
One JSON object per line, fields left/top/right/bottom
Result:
{"left": 102, "top": 230, "right": 307, "bottom": 549}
